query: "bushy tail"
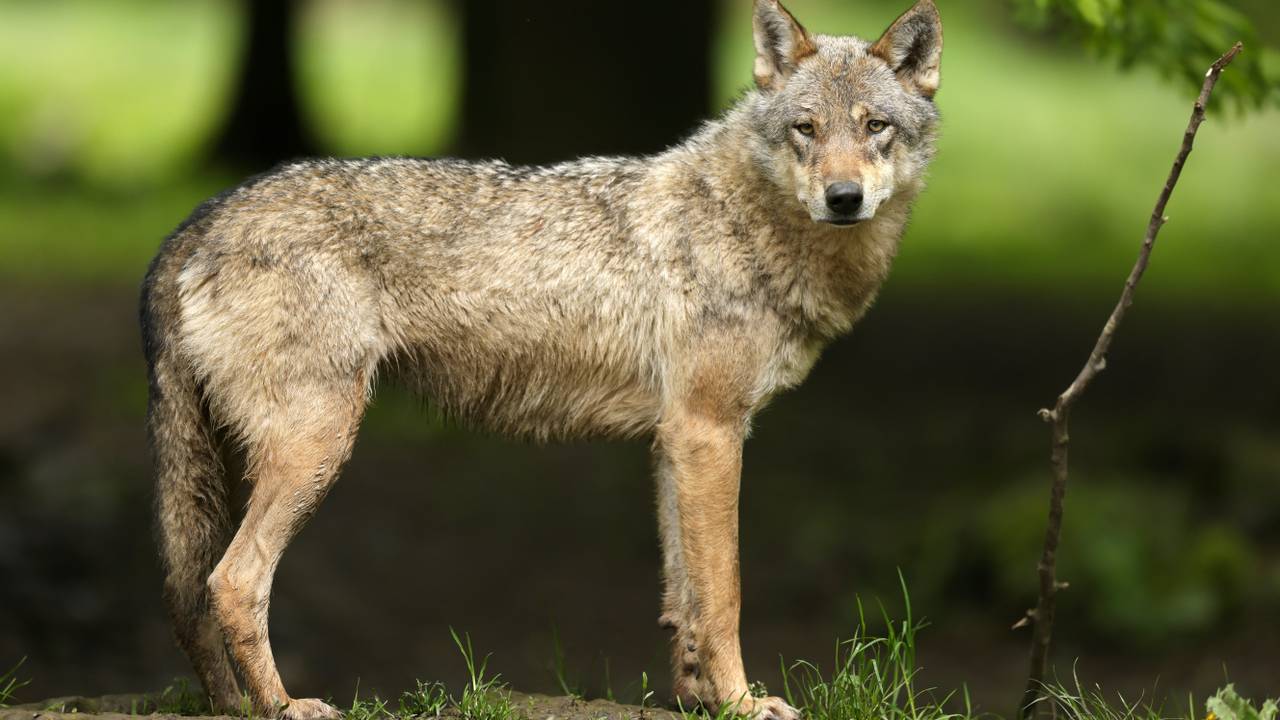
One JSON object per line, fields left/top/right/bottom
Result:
{"left": 141, "top": 270, "right": 241, "bottom": 708}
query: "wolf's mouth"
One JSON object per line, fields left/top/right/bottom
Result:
{"left": 825, "top": 218, "right": 861, "bottom": 227}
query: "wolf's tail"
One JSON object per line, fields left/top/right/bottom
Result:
{"left": 141, "top": 260, "right": 241, "bottom": 708}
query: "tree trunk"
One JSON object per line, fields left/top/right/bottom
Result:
{"left": 458, "top": 0, "right": 714, "bottom": 164}
{"left": 214, "top": 0, "right": 313, "bottom": 170}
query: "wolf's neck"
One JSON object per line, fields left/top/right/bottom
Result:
{"left": 669, "top": 103, "right": 913, "bottom": 340}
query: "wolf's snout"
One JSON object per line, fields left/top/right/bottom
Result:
{"left": 824, "top": 182, "right": 864, "bottom": 216}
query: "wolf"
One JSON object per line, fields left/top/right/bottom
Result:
{"left": 141, "top": 1, "right": 942, "bottom": 718}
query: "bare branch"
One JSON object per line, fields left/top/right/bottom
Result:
{"left": 1017, "top": 42, "right": 1244, "bottom": 720}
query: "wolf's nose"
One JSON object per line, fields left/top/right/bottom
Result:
{"left": 825, "top": 182, "right": 864, "bottom": 215}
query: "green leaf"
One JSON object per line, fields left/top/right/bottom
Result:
{"left": 1207, "top": 685, "right": 1280, "bottom": 720}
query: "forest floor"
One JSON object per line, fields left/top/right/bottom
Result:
{"left": 3, "top": 692, "right": 675, "bottom": 720}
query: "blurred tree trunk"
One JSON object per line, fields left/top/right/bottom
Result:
{"left": 458, "top": 0, "right": 714, "bottom": 164}
{"left": 214, "top": 0, "right": 313, "bottom": 170}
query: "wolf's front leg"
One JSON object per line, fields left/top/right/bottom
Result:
{"left": 656, "top": 407, "right": 799, "bottom": 720}
{"left": 653, "top": 449, "right": 700, "bottom": 701}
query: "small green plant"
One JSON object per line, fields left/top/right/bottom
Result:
{"left": 780, "top": 577, "right": 974, "bottom": 720}
{"left": 399, "top": 679, "right": 449, "bottom": 718}
{"left": 675, "top": 692, "right": 753, "bottom": 720}
{"left": 1207, "top": 685, "right": 1278, "bottom": 720}
{"left": 348, "top": 680, "right": 392, "bottom": 720}
{"left": 1038, "top": 676, "right": 1280, "bottom": 720}
{"left": 450, "top": 629, "right": 517, "bottom": 720}
{"left": 638, "top": 671, "right": 655, "bottom": 711}
{"left": 152, "top": 677, "right": 211, "bottom": 716}
{"left": 1039, "top": 672, "right": 1175, "bottom": 720}
{"left": 549, "top": 626, "right": 582, "bottom": 701}
{"left": 0, "top": 658, "right": 30, "bottom": 708}
{"left": 601, "top": 656, "right": 615, "bottom": 704}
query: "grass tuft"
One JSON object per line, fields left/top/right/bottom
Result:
{"left": 1037, "top": 671, "right": 1173, "bottom": 720}
{"left": 1037, "top": 675, "right": 1280, "bottom": 720}
{"left": 347, "top": 680, "right": 393, "bottom": 720}
{"left": 548, "top": 626, "right": 582, "bottom": 701}
{"left": 398, "top": 679, "right": 449, "bottom": 718}
{"left": 450, "top": 628, "right": 517, "bottom": 720}
{"left": 780, "top": 576, "right": 975, "bottom": 720}
{"left": 150, "top": 677, "right": 212, "bottom": 716}
{"left": 0, "top": 658, "right": 29, "bottom": 708}
{"left": 676, "top": 697, "right": 753, "bottom": 720}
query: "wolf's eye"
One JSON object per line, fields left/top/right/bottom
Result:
{"left": 794, "top": 122, "right": 815, "bottom": 137}
{"left": 867, "top": 119, "right": 889, "bottom": 134}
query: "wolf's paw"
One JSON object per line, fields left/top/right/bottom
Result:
{"left": 280, "top": 698, "right": 342, "bottom": 720}
{"left": 738, "top": 695, "right": 801, "bottom": 720}
{"left": 672, "top": 650, "right": 707, "bottom": 709}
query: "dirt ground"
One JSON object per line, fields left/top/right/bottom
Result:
{"left": 4, "top": 693, "right": 675, "bottom": 720}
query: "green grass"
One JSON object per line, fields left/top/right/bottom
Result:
{"left": 1037, "top": 671, "right": 1190, "bottom": 720}
{"left": 0, "top": 658, "right": 29, "bottom": 708}
{"left": 548, "top": 626, "right": 584, "bottom": 701}
{"left": 348, "top": 682, "right": 395, "bottom": 720}
{"left": 1038, "top": 679, "right": 1278, "bottom": 720}
{"left": 148, "top": 678, "right": 211, "bottom": 716}
{"left": 338, "top": 631, "right": 520, "bottom": 720}
{"left": 777, "top": 580, "right": 974, "bottom": 720}
{"left": 664, "top": 580, "right": 972, "bottom": 720}
{"left": 450, "top": 629, "right": 518, "bottom": 720}
{"left": 677, "top": 697, "right": 755, "bottom": 720}
{"left": 337, "top": 632, "right": 515, "bottom": 720}
{"left": 398, "top": 680, "right": 450, "bottom": 718}
{"left": 9, "top": 614, "right": 1278, "bottom": 720}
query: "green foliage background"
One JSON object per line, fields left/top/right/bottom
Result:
{"left": 4, "top": 0, "right": 1277, "bottom": 300}
{"left": 1011, "top": 0, "right": 1279, "bottom": 109}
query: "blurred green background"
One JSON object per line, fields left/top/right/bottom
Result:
{"left": 0, "top": 0, "right": 1277, "bottom": 714}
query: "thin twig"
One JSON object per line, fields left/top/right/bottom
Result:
{"left": 1016, "top": 42, "right": 1244, "bottom": 720}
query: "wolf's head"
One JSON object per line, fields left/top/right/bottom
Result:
{"left": 747, "top": 0, "right": 942, "bottom": 226}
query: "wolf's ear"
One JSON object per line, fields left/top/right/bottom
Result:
{"left": 870, "top": 0, "right": 943, "bottom": 98}
{"left": 753, "top": 0, "right": 817, "bottom": 91}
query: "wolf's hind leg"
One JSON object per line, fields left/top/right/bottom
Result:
{"left": 208, "top": 378, "right": 366, "bottom": 720}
